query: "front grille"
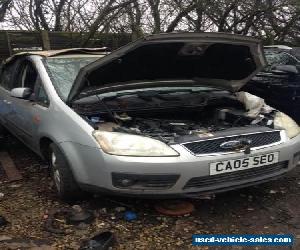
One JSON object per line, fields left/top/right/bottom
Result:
{"left": 182, "top": 131, "right": 281, "bottom": 155}
{"left": 183, "top": 161, "right": 288, "bottom": 189}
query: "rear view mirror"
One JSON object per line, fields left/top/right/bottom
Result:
{"left": 10, "top": 87, "right": 32, "bottom": 99}
{"left": 274, "top": 65, "right": 299, "bottom": 75}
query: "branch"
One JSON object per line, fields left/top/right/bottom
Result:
{"left": 81, "top": 0, "right": 136, "bottom": 46}
{"left": 0, "top": 0, "right": 12, "bottom": 21}
{"left": 166, "top": 2, "right": 197, "bottom": 32}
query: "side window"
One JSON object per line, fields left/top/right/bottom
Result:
{"left": 12, "top": 60, "right": 49, "bottom": 107}
{"left": 34, "top": 79, "right": 49, "bottom": 107}
{"left": 14, "top": 61, "right": 38, "bottom": 89}
{"left": 24, "top": 64, "right": 38, "bottom": 89}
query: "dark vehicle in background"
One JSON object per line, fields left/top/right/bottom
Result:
{"left": 242, "top": 46, "right": 300, "bottom": 123}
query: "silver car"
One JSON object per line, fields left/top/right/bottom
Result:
{"left": 0, "top": 33, "right": 300, "bottom": 200}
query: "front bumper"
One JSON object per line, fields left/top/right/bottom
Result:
{"left": 59, "top": 134, "right": 300, "bottom": 197}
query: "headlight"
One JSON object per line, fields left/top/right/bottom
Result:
{"left": 274, "top": 112, "right": 300, "bottom": 138}
{"left": 93, "top": 131, "right": 179, "bottom": 156}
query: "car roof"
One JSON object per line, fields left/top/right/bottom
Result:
{"left": 3, "top": 48, "right": 109, "bottom": 65}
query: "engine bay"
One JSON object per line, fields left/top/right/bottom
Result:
{"left": 72, "top": 88, "right": 277, "bottom": 144}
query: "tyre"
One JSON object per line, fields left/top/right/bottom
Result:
{"left": 49, "top": 143, "right": 82, "bottom": 201}
{"left": 0, "top": 124, "right": 8, "bottom": 149}
{"left": 0, "top": 123, "right": 7, "bottom": 139}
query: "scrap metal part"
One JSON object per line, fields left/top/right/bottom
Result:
{"left": 44, "top": 206, "right": 95, "bottom": 234}
{"left": 0, "top": 151, "right": 22, "bottom": 182}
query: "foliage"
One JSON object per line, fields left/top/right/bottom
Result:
{"left": 1, "top": 0, "right": 299, "bottom": 45}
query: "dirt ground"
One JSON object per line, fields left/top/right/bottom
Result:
{"left": 1, "top": 134, "right": 300, "bottom": 250}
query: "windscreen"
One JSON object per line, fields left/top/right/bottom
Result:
{"left": 44, "top": 56, "right": 101, "bottom": 100}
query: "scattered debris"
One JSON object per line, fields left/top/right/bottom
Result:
{"left": 8, "top": 183, "right": 22, "bottom": 188}
{"left": 288, "top": 219, "right": 300, "bottom": 229}
{"left": 174, "top": 219, "right": 196, "bottom": 233}
{"left": 154, "top": 200, "right": 195, "bottom": 216}
{"left": 0, "top": 235, "right": 12, "bottom": 242}
{"left": 0, "top": 152, "right": 22, "bottom": 182}
{"left": 44, "top": 209, "right": 71, "bottom": 234}
{"left": 44, "top": 206, "right": 95, "bottom": 234}
{"left": 80, "top": 231, "right": 115, "bottom": 250}
{"left": 2, "top": 135, "right": 300, "bottom": 249}
{"left": 269, "top": 190, "right": 278, "bottom": 194}
{"left": 0, "top": 215, "right": 9, "bottom": 227}
{"left": 115, "top": 206, "right": 126, "bottom": 213}
{"left": 66, "top": 205, "right": 95, "bottom": 225}
{"left": 77, "top": 222, "right": 89, "bottom": 230}
{"left": 124, "top": 211, "right": 137, "bottom": 221}
{"left": 100, "top": 208, "right": 107, "bottom": 214}
{"left": 241, "top": 220, "right": 252, "bottom": 227}
{"left": 0, "top": 238, "right": 53, "bottom": 249}
{"left": 0, "top": 192, "right": 4, "bottom": 199}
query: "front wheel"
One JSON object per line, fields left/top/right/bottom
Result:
{"left": 0, "top": 123, "right": 7, "bottom": 138}
{"left": 49, "top": 143, "right": 82, "bottom": 201}
{"left": 0, "top": 124, "right": 8, "bottom": 149}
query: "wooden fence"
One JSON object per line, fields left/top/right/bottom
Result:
{"left": 0, "top": 30, "right": 132, "bottom": 61}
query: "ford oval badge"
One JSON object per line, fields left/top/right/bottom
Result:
{"left": 220, "top": 139, "right": 252, "bottom": 150}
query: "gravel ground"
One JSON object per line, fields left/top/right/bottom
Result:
{"left": 0, "top": 134, "right": 300, "bottom": 250}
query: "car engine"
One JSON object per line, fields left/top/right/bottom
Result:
{"left": 73, "top": 89, "right": 277, "bottom": 144}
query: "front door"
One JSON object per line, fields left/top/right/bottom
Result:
{"left": 7, "top": 60, "right": 42, "bottom": 149}
{"left": 0, "top": 62, "right": 17, "bottom": 129}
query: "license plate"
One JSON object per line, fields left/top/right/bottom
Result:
{"left": 210, "top": 152, "right": 279, "bottom": 175}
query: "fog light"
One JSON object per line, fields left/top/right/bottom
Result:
{"left": 112, "top": 173, "right": 179, "bottom": 190}
{"left": 119, "top": 179, "right": 135, "bottom": 187}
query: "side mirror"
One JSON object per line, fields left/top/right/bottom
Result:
{"left": 273, "top": 65, "right": 299, "bottom": 75}
{"left": 10, "top": 87, "right": 32, "bottom": 99}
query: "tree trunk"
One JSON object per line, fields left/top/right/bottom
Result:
{"left": 54, "top": 0, "right": 69, "bottom": 31}
{"left": 147, "top": 0, "right": 161, "bottom": 33}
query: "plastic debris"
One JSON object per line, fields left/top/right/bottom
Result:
{"left": 236, "top": 91, "right": 274, "bottom": 118}
{"left": 124, "top": 211, "right": 137, "bottom": 221}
